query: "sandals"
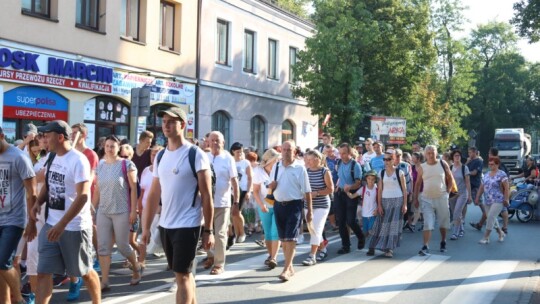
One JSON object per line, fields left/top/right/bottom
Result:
{"left": 268, "top": 259, "right": 277, "bottom": 269}
{"left": 316, "top": 251, "right": 328, "bottom": 261}
{"left": 203, "top": 257, "right": 214, "bottom": 269}
{"left": 384, "top": 250, "right": 393, "bottom": 258}
{"left": 130, "top": 265, "right": 143, "bottom": 285}
{"left": 122, "top": 259, "right": 131, "bottom": 268}
{"left": 210, "top": 265, "right": 224, "bottom": 275}
{"left": 254, "top": 240, "right": 266, "bottom": 248}
{"left": 278, "top": 270, "right": 294, "bottom": 282}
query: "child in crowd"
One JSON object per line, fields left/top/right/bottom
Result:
{"left": 348, "top": 170, "right": 379, "bottom": 255}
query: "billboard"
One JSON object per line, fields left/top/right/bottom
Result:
{"left": 370, "top": 116, "right": 406, "bottom": 144}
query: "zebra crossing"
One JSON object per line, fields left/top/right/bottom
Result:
{"left": 100, "top": 232, "right": 535, "bottom": 304}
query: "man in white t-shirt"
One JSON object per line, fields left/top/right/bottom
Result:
{"left": 33, "top": 120, "right": 100, "bottom": 304}
{"left": 204, "top": 131, "right": 239, "bottom": 274}
{"left": 141, "top": 106, "right": 214, "bottom": 304}
{"left": 362, "top": 138, "right": 376, "bottom": 164}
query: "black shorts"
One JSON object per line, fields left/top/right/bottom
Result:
{"left": 159, "top": 226, "right": 200, "bottom": 274}
{"left": 238, "top": 190, "right": 248, "bottom": 210}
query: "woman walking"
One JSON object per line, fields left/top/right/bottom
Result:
{"left": 369, "top": 150, "right": 407, "bottom": 257}
{"left": 252, "top": 149, "right": 281, "bottom": 269}
{"left": 92, "top": 135, "right": 142, "bottom": 291}
{"left": 475, "top": 156, "right": 508, "bottom": 244}
{"left": 449, "top": 150, "right": 472, "bottom": 240}
{"left": 302, "top": 150, "right": 333, "bottom": 266}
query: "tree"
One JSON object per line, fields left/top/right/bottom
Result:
{"left": 271, "top": 0, "right": 311, "bottom": 18}
{"left": 292, "top": 0, "right": 436, "bottom": 143}
{"left": 511, "top": 0, "right": 540, "bottom": 43}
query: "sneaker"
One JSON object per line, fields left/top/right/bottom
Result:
{"left": 498, "top": 232, "right": 506, "bottom": 242}
{"left": 52, "top": 274, "right": 69, "bottom": 287}
{"left": 366, "top": 248, "right": 375, "bottom": 256}
{"left": 440, "top": 241, "right": 447, "bottom": 252}
{"left": 302, "top": 256, "right": 316, "bottom": 266}
{"left": 337, "top": 247, "right": 350, "bottom": 254}
{"left": 478, "top": 238, "right": 489, "bottom": 244}
{"left": 470, "top": 222, "right": 482, "bottom": 231}
{"left": 357, "top": 237, "right": 365, "bottom": 250}
{"left": 236, "top": 234, "right": 246, "bottom": 243}
{"left": 316, "top": 250, "right": 328, "bottom": 261}
{"left": 418, "top": 245, "right": 429, "bottom": 256}
{"left": 66, "top": 277, "right": 83, "bottom": 301}
{"left": 21, "top": 282, "right": 32, "bottom": 297}
{"left": 93, "top": 259, "right": 101, "bottom": 272}
{"left": 403, "top": 223, "right": 414, "bottom": 233}
{"left": 458, "top": 230, "right": 465, "bottom": 238}
{"left": 450, "top": 234, "right": 458, "bottom": 240}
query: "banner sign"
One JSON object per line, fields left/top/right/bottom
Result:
{"left": 0, "top": 47, "right": 112, "bottom": 94}
{"left": 370, "top": 116, "right": 407, "bottom": 144}
{"left": 3, "top": 86, "right": 68, "bottom": 121}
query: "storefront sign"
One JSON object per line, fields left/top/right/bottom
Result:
{"left": 370, "top": 116, "right": 407, "bottom": 144}
{"left": 0, "top": 47, "right": 112, "bottom": 94}
{"left": 3, "top": 86, "right": 68, "bottom": 121}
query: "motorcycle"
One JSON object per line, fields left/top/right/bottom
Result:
{"left": 508, "top": 178, "right": 538, "bottom": 223}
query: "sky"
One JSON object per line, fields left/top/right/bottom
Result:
{"left": 462, "top": 0, "right": 539, "bottom": 63}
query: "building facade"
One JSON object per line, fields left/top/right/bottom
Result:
{"left": 198, "top": 0, "right": 318, "bottom": 152}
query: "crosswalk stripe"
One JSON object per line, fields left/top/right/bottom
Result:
{"left": 258, "top": 250, "right": 374, "bottom": 292}
{"left": 343, "top": 254, "right": 450, "bottom": 302}
{"left": 441, "top": 260, "right": 519, "bottom": 304}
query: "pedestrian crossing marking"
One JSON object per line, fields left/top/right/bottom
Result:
{"left": 343, "top": 254, "right": 450, "bottom": 302}
{"left": 441, "top": 260, "right": 519, "bottom": 304}
{"left": 258, "top": 250, "right": 375, "bottom": 292}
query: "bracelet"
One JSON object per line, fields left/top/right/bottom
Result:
{"left": 203, "top": 229, "right": 214, "bottom": 234}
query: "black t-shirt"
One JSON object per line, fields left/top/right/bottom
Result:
{"left": 522, "top": 164, "right": 534, "bottom": 178}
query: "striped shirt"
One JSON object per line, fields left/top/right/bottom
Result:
{"left": 305, "top": 167, "right": 330, "bottom": 209}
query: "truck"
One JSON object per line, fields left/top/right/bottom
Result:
{"left": 493, "top": 128, "right": 532, "bottom": 173}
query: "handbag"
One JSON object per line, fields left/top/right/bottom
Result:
{"left": 264, "top": 162, "right": 280, "bottom": 206}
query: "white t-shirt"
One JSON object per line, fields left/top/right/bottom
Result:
{"left": 236, "top": 159, "right": 251, "bottom": 191}
{"left": 358, "top": 185, "right": 378, "bottom": 217}
{"left": 46, "top": 149, "right": 92, "bottom": 231}
{"left": 207, "top": 151, "right": 237, "bottom": 208}
{"left": 139, "top": 166, "right": 153, "bottom": 209}
{"left": 154, "top": 143, "right": 210, "bottom": 229}
{"left": 271, "top": 160, "right": 311, "bottom": 202}
{"left": 253, "top": 166, "right": 272, "bottom": 209}
{"left": 363, "top": 151, "right": 376, "bottom": 164}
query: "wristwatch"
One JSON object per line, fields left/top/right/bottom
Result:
{"left": 203, "top": 229, "right": 214, "bottom": 235}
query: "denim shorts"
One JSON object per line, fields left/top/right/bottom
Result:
{"left": 362, "top": 216, "right": 377, "bottom": 234}
{"left": 0, "top": 226, "right": 24, "bottom": 270}
{"left": 273, "top": 199, "right": 303, "bottom": 241}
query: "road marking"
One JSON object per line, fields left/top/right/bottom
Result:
{"left": 258, "top": 250, "right": 375, "bottom": 292}
{"left": 441, "top": 260, "right": 519, "bottom": 304}
{"left": 344, "top": 254, "right": 450, "bottom": 302}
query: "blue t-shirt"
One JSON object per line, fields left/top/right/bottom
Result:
{"left": 467, "top": 158, "right": 483, "bottom": 189}
{"left": 337, "top": 159, "right": 362, "bottom": 188}
{"left": 370, "top": 155, "right": 385, "bottom": 172}
{"left": 326, "top": 157, "right": 339, "bottom": 184}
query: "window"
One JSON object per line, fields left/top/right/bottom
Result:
{"left": 282, "top": 120, "right": 294, "bottom": 143}
{"left": 76, "top": 0, "right": 100, "bottom": 30}
{"left": 244, "top": 30, "right": 255, "bottom": 73}
{"left": 22, "top": 0, "right": 50, "bottom": 17}
{"left": 121, "top": 0, "right": 139, "bottom": 40}
{"left": 289, "top": 47, "right": 298, "bottom": 83}
{"left": 159, "top": 1, "right": 175, "bottom": 50}
{"left": 251, "top": 116, "right": 266, "bottom": 152}
{"left": 216, "top": 20, "right": 230, "bottom": 65}
{"left": 84, "top": 97, "right": 131, "bottom": 148}
{"left": 268, "top": 39, "right": 278, "bottom": 79}
{"left": 212, "top": 111, "right": 230, "bottom": 144}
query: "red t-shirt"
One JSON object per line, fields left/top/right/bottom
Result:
{"left": 82, "top": 148, "right": 99, "bottom": 195}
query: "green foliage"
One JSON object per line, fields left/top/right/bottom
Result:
{"left": 511, "top": 0, "right": 540, "bottom": 43}
{"left": 272, "top": 0, "right": 311, "bottom": 18}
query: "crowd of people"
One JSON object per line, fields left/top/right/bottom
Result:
{"left": 0, "top": 107, "right": 520, "bottom": 303}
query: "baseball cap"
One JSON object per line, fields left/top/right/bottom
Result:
{"left": 157, "top": 106, "right": 187, "bottom": 122}
{"left": 37, "top": 120, "right": 72, "bottom": 139}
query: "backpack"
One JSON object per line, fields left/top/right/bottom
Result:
{"left": 157, "top": 145, "right": 216, "bottom": 207}
{"left": 44, "top": 152, "right": 57, "bottom": 220}
{"left": 380, "top": 167, "right": 404, "bottom": 194}
{"left": 450, "top": 164, "right": 466, "bottom": 181}
{"left": 336, "top": 159, "right": 360, "bottom": 192}
{"left": 360, "top": 185, "right": 378, "bottom": 207}
{"left": 398, "top": 161, "right": 412, "bottom": 193}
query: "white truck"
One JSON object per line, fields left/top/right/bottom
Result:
{"left": 493, "top": 128, "right": 531, "bottom": 173}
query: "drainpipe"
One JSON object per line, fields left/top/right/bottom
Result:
{"left": 195, "top": 0, "right": 202, "bottom": 139}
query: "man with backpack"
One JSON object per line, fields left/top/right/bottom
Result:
{"left": 334, "top": 143, "right": 365, "bottom": 254}
{"left": 141, "top": 106, "right": 214, "bottom": 304}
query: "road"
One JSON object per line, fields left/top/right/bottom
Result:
{"left": 50, "top": 207, "right": 540, "bottom": 304}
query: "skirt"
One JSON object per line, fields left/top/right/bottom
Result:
{"left": 368, "top": 196, "right": 404, "bottom": 250}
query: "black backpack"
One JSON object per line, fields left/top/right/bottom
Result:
{"left": 450, "top": 164, "right": 466, "bottom": 180}
{"left": 157, "top": 145, "right": 216, "bottom": 207}
{"left": 336, "top": 159, "right": 360, "bottom": 192}
{"left": 380, "top": 167, "right": 404, "bottom": 194}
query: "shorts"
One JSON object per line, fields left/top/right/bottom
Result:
{"left": 0, "top": 225, "right": 24, "bottom": 270}
{"left": 362, "top": 216, "right": 377, "bottom": 234}
{"left": 238, "top": 190, "right": 248, "bottom": 210}
{"left": 273, "top": 199, "right": 303, "bottom": 241}
{"left": 38, "top": 224, "right": 93, "bottom": 277}
{"left": 420, "top": 194, "right": 451, "bottom": 230}
{"left": 159, "top": 226, "right": 200, "bottom": 274}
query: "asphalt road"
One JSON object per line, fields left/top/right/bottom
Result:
{"left": 50, "top": 206, "right": 540, "bottom": 304}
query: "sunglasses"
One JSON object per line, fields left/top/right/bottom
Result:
{"left": 120, "top": 155, "right": 129, "bottom": 159}
{"left": 383, "top": 158, "right": 393, "bottom": 161}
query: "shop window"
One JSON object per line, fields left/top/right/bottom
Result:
{"left": 268, "top": 39, "right": 278, "bottom": 79}
{"left": 83, "top": 97, "right": 130, "bottom": 149}
{"left": 159, "top": 1, "right": 181, "bottom": 52}
{"left": 121, "top": 0, "right": 144, "bottom": 41}
{"left": 216, "top": 19, "right": 230, "bottom": 66}
{"left": 251, "top": 115, "right": 266, "bottom": 153}
{"left": 21, "top": 0, "right": 50, "bottom": 18}
{"left": 212, "top": 111, "right": 230, "bottom": 145}
{"left": 282, "top": 120, "right": 294, "bottom": 143}
{"left": 244, "top": 30, "right": 255, "bottom": 73}
{"left": 76, "top": 0, "right": 106, "bottom": 32}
